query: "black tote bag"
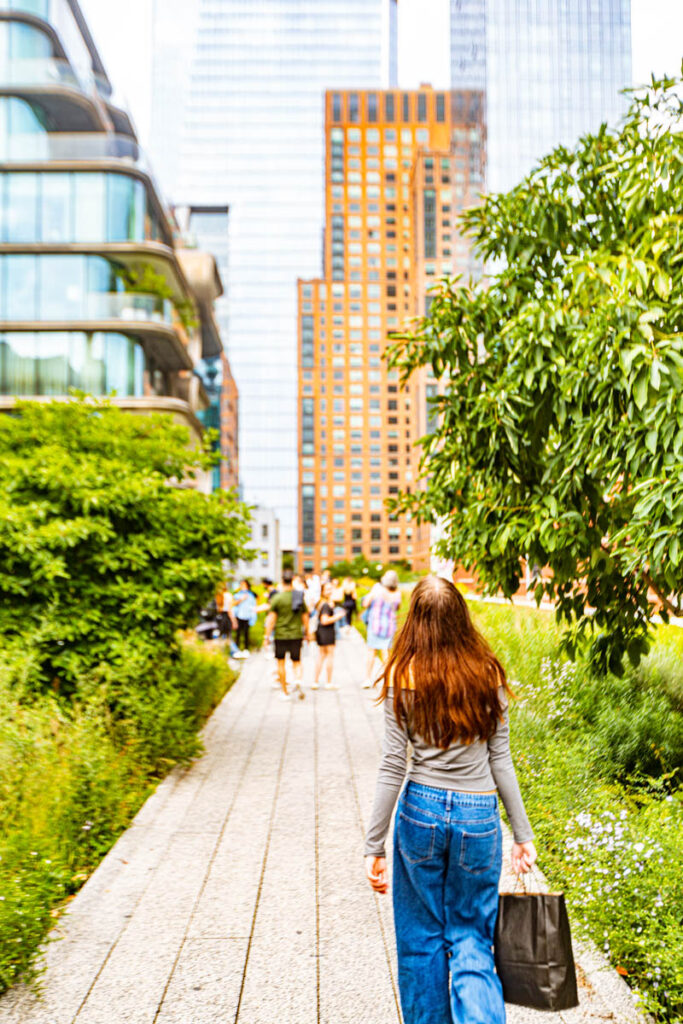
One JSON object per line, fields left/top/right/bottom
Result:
{"left": 494, "top": 883, "right": 579, "bottom": 1011}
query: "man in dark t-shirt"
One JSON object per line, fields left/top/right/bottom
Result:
{"left": 263, "top": 568, "right": 308, "bottom": 701}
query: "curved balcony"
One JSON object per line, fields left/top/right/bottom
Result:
{"left": 0, "top": 131, "right": 148, "bottom": 166}
{"left": 0, "top": 57, "right": 108, "bottom": 131}
{"left": 0, "top": 56, "right": 80, "bottom": 89}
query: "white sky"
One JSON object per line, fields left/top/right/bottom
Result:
{"left": 80, "top": 0, "right": 683, "bottom": 148}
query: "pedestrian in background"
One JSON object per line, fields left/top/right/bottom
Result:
{"left": 233, "top": 579, "right": 257, "bottom": 654}
{"left": 217, "top": 584, "right": 243, "bottom": 659}
{"left": 364, "top": 576, "right": 536, "bottom": 1024}
{"left": 362, "top": 569, "right": 401, "bottom": 688}
{"left": 310, "top": 581, "right": 346, "bottom": 690}
{"left": 341, "top": 576, "right": 358, "bottom": 634}
{"left": 263, "top": 568, "right": 308, "bottom": 701}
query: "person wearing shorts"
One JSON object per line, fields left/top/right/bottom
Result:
{"left": 263, "top": 568, "right": 308, "bottom": 701}
{"left": 310, "top": 581, "right": 346, "bottom": 690}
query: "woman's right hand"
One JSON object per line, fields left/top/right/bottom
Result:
{"left": 365, "top": 856, "right": 388, "bottom": 894}
{"left": 511, "top": 841, "right": 537, "bottom": 875}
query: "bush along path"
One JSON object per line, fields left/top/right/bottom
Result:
{"left": 0, "top": 642, "right": 237, "bottom": 996}
{"left": 0, "top": 397, "right": 251, "bottom": 995}
{"left": 0, "top": 639, "right": 646, "bottom": 1024}
{"left": 470, "top": 601, "right": 683, "bottom": 1023}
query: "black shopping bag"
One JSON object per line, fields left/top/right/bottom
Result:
{"left": 494, "top": 880, "right": 579, "bottom": 1011}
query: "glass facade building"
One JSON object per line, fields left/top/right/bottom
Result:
{"left": 149, "top": 0, "right": 398, "bottom": 549}
{"left": 0, "top": 0, "right": 236, "bottom": 487}
{"left": 450, "top": 0, "right": 632, "bottom": 193}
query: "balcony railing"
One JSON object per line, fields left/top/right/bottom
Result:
{"left": 0, "top": 56, "right": 82, "bottom": 90}
{"left": 8, "top": 292, "right": 175, "bottom": 325}
{"left": 0, "top": 131, "right": 148, "bottom": 166}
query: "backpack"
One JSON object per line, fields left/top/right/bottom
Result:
{"left": 291, "top": 588, "right": 304, "bottom": 613}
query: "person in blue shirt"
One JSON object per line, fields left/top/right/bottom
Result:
{"left": 233, "top": 579, "right": 257, "bottom": 655}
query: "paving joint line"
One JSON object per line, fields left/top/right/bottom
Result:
{"left": 233, "top": 686, "right": 294, "bottom": 1024}
{"left": 333, "top": 680, "right": 402, "bottom": 1022}
{"left": 64, "top": 660, "right": 257, "bottom": 1024}
{"left": 313, "top": 683, "right": 321, "bottom": 1024}
{"left": 152, "top": 664, "right": 277, "bottom": 1023}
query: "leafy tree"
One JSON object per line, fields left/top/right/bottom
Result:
{"left": 389, "top": 74, "right": 683, "bottom": 673}
{"left": 0, "top": 398, "right": 250, "bottom": 692}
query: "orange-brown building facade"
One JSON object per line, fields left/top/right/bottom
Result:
{"left": 297, "top": 87, "right": 485, "bottom": 573}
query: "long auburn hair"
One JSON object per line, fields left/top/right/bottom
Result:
{"left": 378, "top": 576, "right": 511, "bottom": 748}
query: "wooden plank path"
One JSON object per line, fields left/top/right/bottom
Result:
{"left": 0, "top": 634, "right": 646, "bottom": 1023}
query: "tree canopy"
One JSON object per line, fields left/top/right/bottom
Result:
{"left": 0, "top": 398, "right": 250, "bottom": 691}
{"left": 389, "top": 74, "right": 683, "bottom": 673}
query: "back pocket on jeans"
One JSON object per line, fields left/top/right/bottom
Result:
{"left": 397, "top": 811, "right": 436, "bottom": 866}
{"left": 458, "top": 826, "right": 499, "bottom": 875}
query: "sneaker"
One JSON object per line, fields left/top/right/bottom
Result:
{"left": 310, "top": 682, "right": 319, "bottom": 690}
{"left": 324, "top": 683, "right": 339, "bottom": 691}
{"left": 361, "top": 679, "right": 373, "bottom": 689}
{"left": 279, "top": 692, "right": 291, "bottom": 702}
{"left": 233, "top": 650, "right": 249, "bottom": 660}
{"left": 294, "top": 683, "right": 306, "bottom": 701}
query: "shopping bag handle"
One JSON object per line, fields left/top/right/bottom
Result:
{"left": 513, "top": 865, "right": 542, "bottom": 894}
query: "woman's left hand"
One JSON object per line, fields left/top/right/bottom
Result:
{"left": 365, "top": 856, "right": 388, "bottom": 894}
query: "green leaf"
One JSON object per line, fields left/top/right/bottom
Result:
{"left": 633, "top": 369, "right": 650, "bottom": 410}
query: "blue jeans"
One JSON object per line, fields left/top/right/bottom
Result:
{"left": 393, "top": 782, "right": 504, "bottom": 1024}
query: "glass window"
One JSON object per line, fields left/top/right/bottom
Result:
{"left": 41, "top": 255, "right": 84, "bottom": 319}
{"left": 0, "top": 331, "right": 144, "bottom": 397}
{"left": 417, "top": 93, "right": 427, "bottom": 122}
{"left": 367, "top": 93, "right": 378, "bottom": 122}
{"left": 402, "top": 93, "right": 411, "bottom": 122}
{"left": 0, "top": 20, "right": 53, "bottom": 60}
{"left": 436, "top": 93, "right": 446, "bottom": 122}
{"left": 423, "top": 189, "right": 437, "bottom": 258}
{"left": 5, "top": 172, "right": 38, "bottom": 242}
{"left": 384, "top": 93, "right": 395, "bottom": 121}
{"left": 74, "top": 173, "right": 106, "bottom": 242}
{"left": 332, "top": 93, "right": 342, "bottom": 122}
{"left": 42, "top": 172, "right": 72, "bottom": 242}
{"left": 37, "top": 331, "right": 69, "bottom": 395}
{"left": 107, "top": 174, "right": 136, "bottom": 242}
{"left": 4, "top": 254, "right": 36, "bottom": 319}
{"left": 348, "top": 93, "right": 359, "bottom": 123}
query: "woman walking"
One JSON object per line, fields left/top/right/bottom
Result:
{"left": 310, "top": 581, "right": 346, "bottom": 690}
{"left": 364, "top": 576, "right": 536, "bottom": 1024}
{"left": 361, "top": 569, "right": 402, "bottom": 688}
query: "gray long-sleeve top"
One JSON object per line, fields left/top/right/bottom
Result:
{"left": 364, "top": 688, "right": 534, "bottom": 857}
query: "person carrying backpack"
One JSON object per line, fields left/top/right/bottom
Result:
{"left": 263, "top": 568, "right": 308, "bottom": 701}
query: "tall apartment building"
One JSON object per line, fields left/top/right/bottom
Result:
{"left": 149, "top": 0, "right": 398, "bottom": 548}
{"left": 0, "top": 0, "right": 237, "bottom": 492}
{"left": 451, "top": 0, "right": 632, "bottom": 193}
{"left": 297, "top": 87, "right": 485, "bottom": 573}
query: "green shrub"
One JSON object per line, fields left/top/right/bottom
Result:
{"left": 470, "top": 602, "right": 683, "bottom": 1021}
{"left": 0, "top": 642, "right": 235, "bottom": 993}
{"left": 0, "top": 398, "right": 250, "bottom": 694}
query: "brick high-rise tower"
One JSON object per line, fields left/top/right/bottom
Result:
{"left": 298, "top": 87, "right": 485, "bottom": 573}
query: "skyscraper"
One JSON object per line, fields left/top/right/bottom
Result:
{"left": 298, "top": 87, "right": 485, "bottom": 572}
{"left": 0, "top": 0, "right": 233, "bottom": 493}
{"left": 451, "top": 0, "right": 632, "bottom": 193}
{"left": 149, "top": 0, "right": 398, "bottom": 549}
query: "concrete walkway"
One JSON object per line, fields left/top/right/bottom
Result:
{"left": 0, "top": 635, "right": 647, "bottom": 1024}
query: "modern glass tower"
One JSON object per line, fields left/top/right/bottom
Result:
{"left": 450, "top": 0, "right": 632, "bottom": 193}
{"left": 149, "top": 0, "right": 398, "bottom": 550}
{"left": 0, "top": 0, "right": 234, "bottom": 494}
